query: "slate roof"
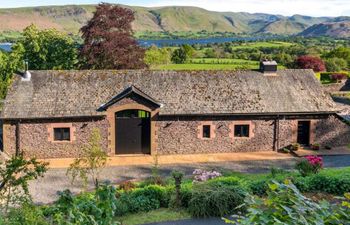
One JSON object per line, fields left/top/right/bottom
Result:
{"left": 1, "top": 69, "right": 338, "bottom": 119}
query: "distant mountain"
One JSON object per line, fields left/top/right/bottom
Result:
{"left": 0, "top": 4, "right": 349, "bottom": 38}
{"left": 300, "top": 21, "right": 350, "bottom": 38}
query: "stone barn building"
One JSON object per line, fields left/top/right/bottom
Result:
{"left": 1, "top": 65, "right": 349, "bottom": 159}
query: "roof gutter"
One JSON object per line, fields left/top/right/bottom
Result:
{"left": 158, "top": 111, "right": 339, "bottom": 117}
{"left": 1, "top": 111, "right": 338, "bottom": 120}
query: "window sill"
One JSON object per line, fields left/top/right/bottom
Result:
{"left": 52, "top": 140, "right": 73, "bottom": 143}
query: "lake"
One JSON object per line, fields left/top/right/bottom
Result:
{"left": 0, "top": 36, "right": 276, "bottom": 51}
{"left": 138, "top": 36, "right": 276, "bottom": 47}
{"left": 0, "top": 43, "right": 12, "bottom": 52}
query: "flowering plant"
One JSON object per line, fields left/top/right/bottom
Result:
{"left": 330, "top": 73, "right": 347, "bottom": 82}
{"left": 192, "top": 169, "right": 222, "bottom": 182}
{"left": 295, "top": 155, "right": 323, "bottom": 176}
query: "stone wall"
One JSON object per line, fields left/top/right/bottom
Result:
{"left": 156, "top": 117, "right": 277, "bottom": 155}
{"left": 3, "top": 114, "right": 349, "bottom": 159}
{"left": 3, "top": 117, "right": 108, "bottom": 158}
{"left": 315, "top": 115, "right": 350, "bottom": 147}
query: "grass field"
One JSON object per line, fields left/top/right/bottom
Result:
{"left": 231, "top": 41, "right": 295, "bottom": 50}
{"left": 152, "top": 63, "right": 257, "bottom": 70}
{"left": 152, "top": 58, "right": 287, "bottom": 70}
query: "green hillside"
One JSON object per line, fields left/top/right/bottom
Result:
{"left": 0, "top": 4, "right": 348, "bottom": 37}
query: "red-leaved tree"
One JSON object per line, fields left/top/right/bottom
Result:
{"left": 80, "top": 3, "right": 146, "bottom": 69}
{"left": 295, "top": 55, "right": 326, "bottom": 72}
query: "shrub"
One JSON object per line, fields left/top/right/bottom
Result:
{"left": 311, "top": 143, "right": 320, "bottom": 150}
{"left": 290, "top": 143, "right": 300, "bottom": 151}
{"left": 117, "top": 185, "right": 170, "bottom": 215}
{"left": 4, "top": 204, "right": 48, "bottom": 225}
{"left": 45, "top": 183, "right": 120, "bottom": 225}
{"left": 171, "top": 170, "right": 184, "bottom": 208}
{"left": 192, "top": 169, "right": 222, "bottom": 182}
{"left": 207, "top": 176, "right": 241, "bottom": 186}
{"left": 295, "top": 55, "right": 326, "bottom": 72}
{"left": 118, "top": 180, "right": 136, "bottom": 192}
{"left": 227, "top": 180, "right": 333, "bottom": 225}
{"left": 247, "top": 179, "right": 269, "bottom": 196}
{"left": 188, "top": 182, "right": 246, "bottom": 217}
{"left": 331, "top": 73, "right": 347, "bottom": 82}
{"left": 306, "top": 173, "right": 350, "bottom": 195}
{"left": 66, "top": 128, "right": 107, "bottom": 189}
{"left": 295, "top": 156, "right": 323, "bottom": 177}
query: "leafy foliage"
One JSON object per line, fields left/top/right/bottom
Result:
{"left": 227, "top": 180, "right": 333, "bottom": 225}
{"left": 188, "top": 181, "right": 246, "bottom": 217}
{"left": 12, "top": 24, "right": 78, "bottom": 70}
{"left": 116, "top": 185, "right": 171, "bottom": 216}
{"left": 295, "top": 156, "right": 323, "bottom": 177}
{"left": 80, "top": 3, "right": 146, "bottom": 69}
{"left": 66, "top": 128, "right": 107, "bottom": 189}
{"left": 296, "top": 55, "right": 326, "bottom": 72}
{"left": 171, "top": 170, "right": 184, "bottom": 208}
{"left": 144, "top": 46, "right": 171, "bottom": 66}
{"left": 325, "top": 57, "right": 348, "bottom": 72}
{"left": 0, "top": 154, "right": 48, "bottom": 212}
{"left": 0, "top": 48, "right": 23, "bottom": 99}
{"left": 45, "top": 183, "right": 120, "bottom": 225}
{"left": 171, "top": 47, "right": 188, "bottom": 64}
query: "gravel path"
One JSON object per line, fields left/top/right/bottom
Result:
{"left": 29, "top": 155, "right": 350, "bottom": 204}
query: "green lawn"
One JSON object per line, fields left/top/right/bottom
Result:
{"left": 189, "top": 58, "right": 259, "bottom": 64}
{"left": 116, "top": 208, "right": 191, "bottom": 225}
{"left": 231, "top": 41, "right": 295, "bottom": 50}
{"left": 152, "top": 60, "right": 286, "bottom": 70}
{"left": 153, "top": 58, "right": 259, "bottom": 70}
{"left": 152, "top": 63, "right": 256, "bottom": 70}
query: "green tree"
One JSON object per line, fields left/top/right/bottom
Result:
{"left": 0, "top": 154, "right": 48, "bottom": 213}
{"left": 182, "top": 44, "right": 195, "bottom": 58}
{"left": 325, "top": 57, "right": 348, "bottom": 72}
{"left": 66, "top": 128, "right": 107, "bottom": 189}
{"left": 171, "top": 47, "right": 188, "bottom": 64}
{"left": 204, "top": 48, "right": 216, "bottom": 58}
{"left": 12, "top": 24, "right": 78, "bottom": 70}
{"left": 0, "top": 50, "right": 22, "bottom": 99}
{"left": 325, "top": 47, "right": 350, "bottom": 66}
{"left": 144, "top": 46, "right": 171, "bottom": 66}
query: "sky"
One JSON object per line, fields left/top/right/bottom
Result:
{"left": 0, "top": 0, "right": 349, "bottom": 17}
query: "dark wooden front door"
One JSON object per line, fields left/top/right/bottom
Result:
{"left": 297, "top": 121, "right": 310, "bottom": 145}
{"left": 115, "top": 110, "right": 151, "bottom": 155}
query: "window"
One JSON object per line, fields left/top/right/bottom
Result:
{"left": 234, "top": 125, "right": 250, "bottom": 137}
{"left": 54, "top": 128, "right": 71, "bottom": 141}
{"left": 116, "top": 110, "right": 150, "bottom": 118}
{"left": 202, "top": 125, "right": 211, "bottom": 138}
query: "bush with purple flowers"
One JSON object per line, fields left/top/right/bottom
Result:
{"left": 192, "top": 169, "right": 222, "bottom": 182}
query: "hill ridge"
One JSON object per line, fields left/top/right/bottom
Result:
{"left": 0, "top": 4, "right": 349, "bottom": 37}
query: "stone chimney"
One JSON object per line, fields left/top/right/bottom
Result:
{"left": 260, "top": 60, "right": 278, "bottom": 76}
{"left": 22, "top": 60, "right": 31, "bottom": 81}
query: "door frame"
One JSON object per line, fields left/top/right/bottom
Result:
{"left": 294, "top": 120, "right": 316, "bottom": 146}
{"left": 106, "top": 103, "right": 159, "bottom": 156}
{"left": 115, "top": 110, "right": 151, "bottom": 155}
